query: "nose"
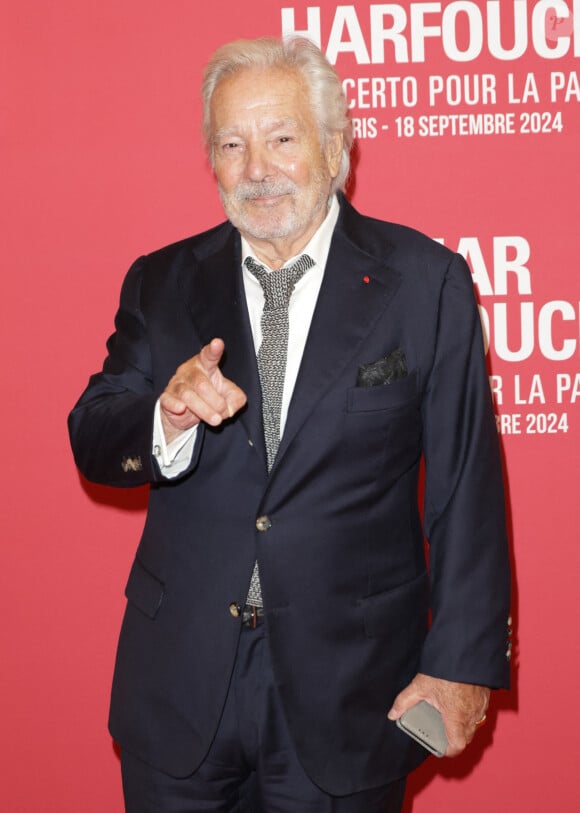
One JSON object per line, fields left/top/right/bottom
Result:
{"left": 244, "top": 140, "right": 271, "bottom": 181}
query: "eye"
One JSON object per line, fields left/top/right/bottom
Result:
{"left": 216, "top": 139, "right": 244, "bottom": 155}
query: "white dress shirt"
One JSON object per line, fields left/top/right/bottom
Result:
{"left": 153, "top": 195, "right": 340, "bottom": 477}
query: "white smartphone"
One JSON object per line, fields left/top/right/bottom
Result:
{"left": 395, "top": 701, "right": 448, "bottom": 757}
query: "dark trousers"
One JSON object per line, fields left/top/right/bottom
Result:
{"left": 121, "top": 623, "right": 406, "bottom": 813}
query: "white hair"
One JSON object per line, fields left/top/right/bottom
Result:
{"left": 201, "top": 36, "right": 353, "bottom": 193}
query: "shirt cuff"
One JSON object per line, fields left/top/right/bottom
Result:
{"left": 152, "top": 399, "right": 198, "bottom": 478}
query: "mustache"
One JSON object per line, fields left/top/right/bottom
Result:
{"left": 228, "top": 181, "right": 298, "bottom": 201}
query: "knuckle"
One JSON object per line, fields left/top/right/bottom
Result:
{"left": 172, "top": 380, "right": 190, "bottom": 399}
{"left": 193, "top": 376, "right": 215, "bottom": 400}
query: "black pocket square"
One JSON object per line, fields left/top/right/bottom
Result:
{"left": 357, "top": 349, "right": 407, "bottom": 387}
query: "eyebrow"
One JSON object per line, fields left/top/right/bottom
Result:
{"left": 213, "top": 118, "right": 301, "bottom": 140}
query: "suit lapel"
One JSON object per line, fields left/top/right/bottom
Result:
{"left": 183, "top": 228, "right": 267, "bottom": 468}
{"left": 178, "top": 202, "right": 401, "bottom": 476}
{"left": 275, "top": 210, "right": 401, "bottom": 469}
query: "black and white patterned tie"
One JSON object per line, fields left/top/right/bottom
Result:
{"left": 244, "top": 253, "right": 315, "bottom": 607}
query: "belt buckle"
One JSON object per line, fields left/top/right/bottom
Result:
{"left": 242, "top": 605, "right": 260, "bottom": 629}
{"left": 249, "top": 605, "right": 258, "bottom": 629}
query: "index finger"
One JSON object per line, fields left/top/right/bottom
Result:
{"left": 198, "top": 338, "right": 225, "bottom": 372}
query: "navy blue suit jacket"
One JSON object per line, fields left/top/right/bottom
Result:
{"left": 69, "top": 197, "right": 511, "bottom": 794}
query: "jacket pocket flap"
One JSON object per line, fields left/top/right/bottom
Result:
{"left": 359, "top": 571, "right": 429, "bottom": 638}
{"left": 125, "top": 557, "right": 165, "bottom": 619}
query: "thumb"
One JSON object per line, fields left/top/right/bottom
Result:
{"left": 387, "top": 684, "right": 420, "bottom": 721}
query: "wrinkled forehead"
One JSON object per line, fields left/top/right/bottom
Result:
{"left": 209, "top": 65, "right": 314, "bottom": 133}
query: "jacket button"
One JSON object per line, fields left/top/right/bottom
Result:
{"left": 229, "top": 603, "right": 241, "bottom": 618}
{"left": 256, "top": 515, "right": 272, "bottom": 532}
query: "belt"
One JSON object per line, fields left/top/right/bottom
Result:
{"left": 241, "top": 605, "right": 265, "bottom": 629}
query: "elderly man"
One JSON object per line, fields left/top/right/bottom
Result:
{"left": 69, "top": 36, "right": 511, "bottom": 813}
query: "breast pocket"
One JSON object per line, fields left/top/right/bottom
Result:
{"left": 346, "top": 370, "right": 419, "bottom": 413}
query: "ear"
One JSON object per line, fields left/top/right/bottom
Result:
{"left": 324, "top": 132, "right": 344, "bottom": 180}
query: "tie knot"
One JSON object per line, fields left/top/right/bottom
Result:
{"left": 245, "top": 254, "right": 315, "bottom": 310}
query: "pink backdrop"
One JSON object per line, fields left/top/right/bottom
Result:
{"left": 2, "top": 2, "right": 579, "bottom": 810}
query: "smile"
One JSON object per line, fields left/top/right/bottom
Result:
{"left": 245, "top": 194, "right": 290, "bottom": 206}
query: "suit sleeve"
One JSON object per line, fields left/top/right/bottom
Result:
{"left": 68, "top": 256, "right": 202, "bottom": 487}
{"left": 419, "top": 253, "right": 511, "bottom": 689}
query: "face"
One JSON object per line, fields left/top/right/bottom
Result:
{"left": 210, "top": 66, "right": 342, "bottom": 257}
